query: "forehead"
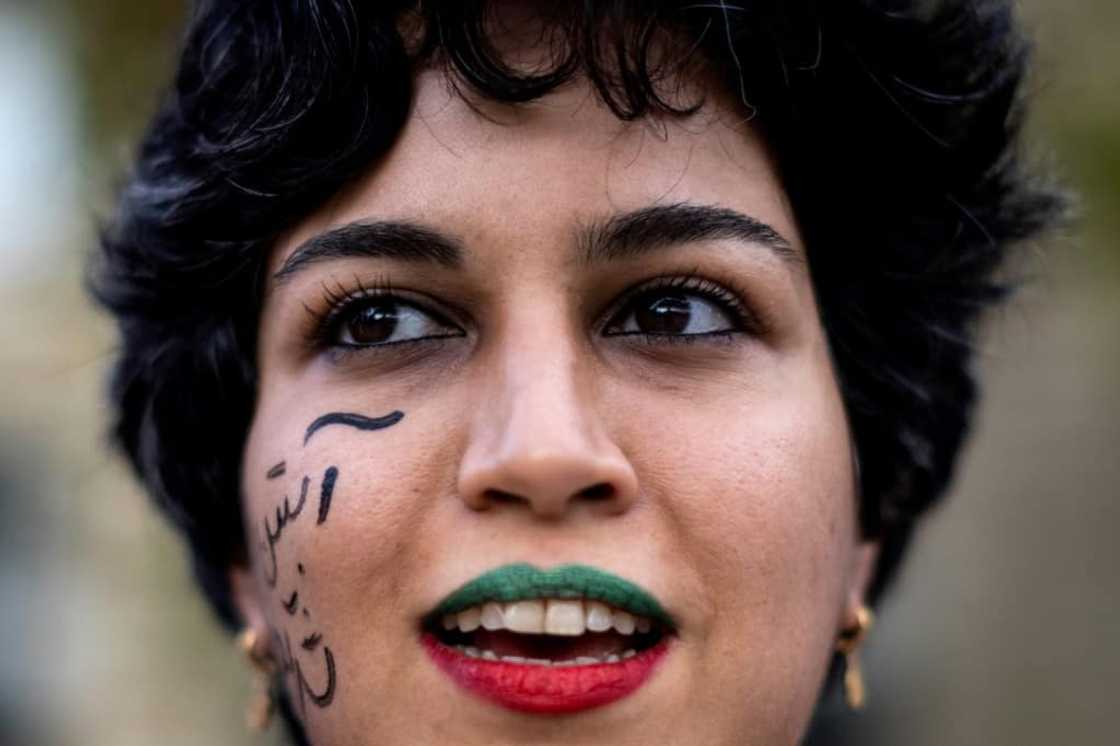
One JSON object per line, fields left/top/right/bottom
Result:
{"left": 272, "top": 69, "right": 801, "bottom": 273}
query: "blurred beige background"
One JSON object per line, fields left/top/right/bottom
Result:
{"left": 0, "top": 1, "right": 1115, "bottom": 744}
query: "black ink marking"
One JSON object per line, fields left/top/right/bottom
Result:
{"left": 302, "top": 646, "right": 337, "bottom": 708}
{"left": 282, "top": 591, "right": 299, "bottom": 615}
{"left": 297, "top": 563, "right": 305, "bottom": 575}
{"left": 278, "top": 630, "right": 337, "bottom": 714}
{"left": 277, "top": 630, "right": 306, "bottom": 715}
{"left": 302, "top": 608, "right": 311, "bottom": 619}
{"left": 303, "top": 410, "right": 404, "bottom": 445}
{"left": 317, "top": 467, "right": 339, "bottom": 525}
{"left": 301, "top": 633, "right": 323, "bottom": 651}
{"left": 266, "top": 461, "right": 286, "bottom": 479}
{"left": 262, "top": 475, "right": 310, "bottom": 587}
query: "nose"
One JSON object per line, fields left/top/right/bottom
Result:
{"left": 457, "top": 332, "right": 639, "bottom": 520}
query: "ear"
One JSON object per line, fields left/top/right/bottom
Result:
{"left": 230, "top": 562, "right": 271, "bottom": 650}
{"left": 841, "top": 541, "right": 879, "bottom": 631}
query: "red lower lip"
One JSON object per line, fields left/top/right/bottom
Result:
{"left": 422, "top": 633, "right": 671, "bottom": 714}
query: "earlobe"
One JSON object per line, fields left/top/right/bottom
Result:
{"left": 229, "top": 562, "right": 270, "bottom": 641}
{"left": 229, "top": 563, "right": 280, "bottom": 730}
{"left": 834, "top": 541, "right": 879, "bottom": 710}
{"left": 843, "top": 541, "right": 880, "bottom": 627}
{"left": 844, "top": 447, "right": 877, "bottom": 623}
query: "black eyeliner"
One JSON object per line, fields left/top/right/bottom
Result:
{"left": 306, "top": 275, "right": 465, "bottom": 358}
{"left": 602, "top": 272, "right": 763, "bottom": 339}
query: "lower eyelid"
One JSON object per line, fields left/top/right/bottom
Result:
{"left": 611, "top": 330, "right": 741, "bottom": 343}
{"left": 323, "top": 333, "right": 463, "bottom": 365}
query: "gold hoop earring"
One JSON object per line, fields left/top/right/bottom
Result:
{"left": 236, "top": 628, "right": 276, "bottom": 730}
{"left": 835, "top": 605, "right": 874, "bottom": 710}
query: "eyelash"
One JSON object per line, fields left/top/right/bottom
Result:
{"left": 306, "top": 273, "right": 760, "bottom": 361}
{"left": 601, "top": 273, "right": 761, "bottom": 342}
{"left": 308, "top": 277, "right": 464, "bottom": 361}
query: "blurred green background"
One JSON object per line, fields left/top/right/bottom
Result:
{"left": 0, "top": 1, "right": 1115, "bottom": 744}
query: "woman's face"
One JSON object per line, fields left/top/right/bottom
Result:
{"left": 234, "top": 70, "right": 877, "bottom": 745}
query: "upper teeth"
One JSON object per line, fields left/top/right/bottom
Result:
{"left": 440, "top": 598, "right": 654, "bottom": 636}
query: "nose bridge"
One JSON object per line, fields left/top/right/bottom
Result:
{"left": 458, "top": 304, "right": 638, "bottom": 518}
{"left": 497, "top": 317, "right": 591, "bottom": 448}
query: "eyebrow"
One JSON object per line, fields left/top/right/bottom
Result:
{"left": 273, "top": 202, "right": 796, "bottom": 284}
{"left": 274, "top": 221, "right": 464, "bottom": 283}
{"left": 578, "top": 203, "right": 798, "bottom": 266}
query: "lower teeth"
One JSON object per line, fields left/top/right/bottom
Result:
{"left": 456, "top": 646, "right": 637, "bottom": 665}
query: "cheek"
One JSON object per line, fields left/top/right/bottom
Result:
{"left": 649, "top": 396, "right": 852, "bottom": 613}
{"left": 240, "top": 405, "right": 458, "bottom": 730}
{"left": 621, "top": 358, "right": 854, "bottom": 589}
{"left": 617, "top": 358, "right": 854, "bottom": 726}
{"left": 303, "top": 428, "right": 449, "bottom": 616}
{"left": 245, "top": 428, "right": 446, "bottom": 610}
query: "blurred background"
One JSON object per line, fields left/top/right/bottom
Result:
{"left": 0, "top": 0, "right": 1115, "bottom": 744}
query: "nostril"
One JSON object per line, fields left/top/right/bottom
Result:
{"left": 484, "top": 489, "right": 523, "bottom": 505}
{"left": 577, "top": 483, "right": 615, "bottom": 502}
{"left": 480, "top": 483, "right": 615, "bottom": 507}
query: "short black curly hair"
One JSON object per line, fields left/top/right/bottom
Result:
{"left": 92, "top": 0, "right": 1062, "bottom": 634}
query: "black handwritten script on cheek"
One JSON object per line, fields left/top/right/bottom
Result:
{"left": 270, "top": 583, "right": 338, "bottom": 713}
{"left": 262, "top": 475, "right": 309, "bottom": 588}
{"left": 317, "top": 466, "right": 338, "bottom": 525}
{"left": 258, "top": 410, "right": 405, "bottom": 715}
{"left": 304, "top": 410, "right": 404, "bottom": 446}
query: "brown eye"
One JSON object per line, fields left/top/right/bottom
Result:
{"left": 345, "top": 301, "right": 400, "bottom": 345}
{"left": 607, "top": 287, "right": 740, "bottom": 338}
{"left": 332, "top": 297, "right": 461, "bottom": 347}
{"left": 635, "top": 294, "right": 692, "bottom": 334}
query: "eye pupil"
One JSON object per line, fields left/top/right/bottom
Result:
{"left": 346, "top": 301, "right": 399, "bottom": 344}
{"left": 636, "top": 294, "right": 691, "bottom": 334}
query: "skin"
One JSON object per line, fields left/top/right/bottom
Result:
{"left": 232, "top": 66, "right": 878, "bottom": 745}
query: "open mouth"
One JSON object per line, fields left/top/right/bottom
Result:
{"left": 421, "top": 564, "right": 675, "bottom": 713}
{"left": 430, "top": 596, "right": 666, "bottom": 664}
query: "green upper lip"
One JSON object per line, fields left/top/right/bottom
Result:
{"left": 430, "top": 563, "right": 675, "bottom": 629}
